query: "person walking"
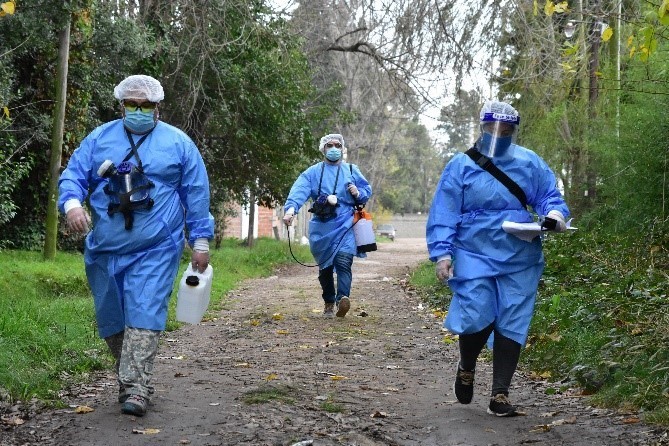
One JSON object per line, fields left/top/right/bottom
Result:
{"left": 426, "top": 100, "right": 570, "bottom": 416}
{"left": 283, "top": 133, "right": 372, "bottom": 318}
{"left": 58, "top": 74, "right": 215, "bottom": 417}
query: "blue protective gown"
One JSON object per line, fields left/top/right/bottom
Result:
{"left": 426, "top": 144, "right": 569, "bottom": 345}
{"left": 58, "top": 119, "right": 215, "bottom": 338}
{"left": 284, "top": 161, "right": 372, "bottom": 268}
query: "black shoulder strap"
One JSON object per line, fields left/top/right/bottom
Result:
{"left": 465, "top": 148, "right": 528, "bottom": 208}
{"left": 124, "top": 128, "right": 154, "bottom": 169}
{"left": 316, "top": 162, "right": 341, "bottom": 196}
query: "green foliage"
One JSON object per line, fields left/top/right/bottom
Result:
{"left": 0, "top": 0, "right": 329, "bottom": 247}
{"left": 437, "top": 89, "right": 481, "bottom": 154}
{"left": 0, "top": 1, "right": 102, "bottom": 249}
{"left": 375, "top": 119, "right": 444, "bottom": 213}
{"left": 0, "top": 251, "right": 104, "bottom": 402}
{"left": 581, "top": 59, "right": 669, "bottom": 232}
{"left": 0, "top": 238, "right": 311, "bottom": 404}
{"left": 408, "top": 260, "right": 451, "bottom": 311}
{"left": 146, "top": 1, "right": 325, "bottom": 209}
{"left": 527, "top": 227, "right": 669, "bottom": 421}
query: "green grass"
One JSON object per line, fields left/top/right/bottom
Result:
{"left": 0, "top": 238, "right": 312, "bottom": 405}
{"left": 241, "top": 384, "right": 295, "bottom": 405}
{"left": 408, "top": 224, "right": 669, "bottom": 424}
{"left": 319, "top": 397, "right": 345, "bottom": 413}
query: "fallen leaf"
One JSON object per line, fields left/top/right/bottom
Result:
{"left": 548, "top": 333, "right": 562, "bottom": 342}
{"left": 528, "top": 370, "right": 551, "bottom": 380}
{"left": 330, "top": 375, "right": 347, "bottom": 381}
{"left": 132, "top": 428, "right": 161, "bottom": 434}
{"left": 432, "top": 310, "right": 446, "bottom": 319}
{"left": 265, "top": 373, "right": 278, "bottom": 381}
{"left": 0, "top": 1, "right": 16, "bottom": 16}
{"left": 551, "top": 417, "right": 577, "bottom": 426}
{"left": 277, "top": 329, "right": 289, "bottom": 335}
{"left": 174, "top": 372, "right": 188, "bottom": 377}
{"left": 250, "top": 319, "right": 260, "bottom": 326}
{"left": 530, "top": 424, "right": 551, "bottom": 433}
{"left": 74, "top": 405, "right": 95, "bottom": 414}
{"left": 623, "top": 416, "right": 641, "bottom": 424}
{"left": 1, "top": 416, "right": 25, "bottom": 426}
{"left": 370, "top": 411, "right": 387, "bottom": 418}
{"left": 234, "top": 362, "right": 251, "bottom": 368}
{"left": 272, "top": 313, "right": 284, "bottom": 320}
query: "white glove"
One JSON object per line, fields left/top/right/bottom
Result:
{"left": 547, "top": 210, "right": 567, "bottom": 233}
{"left": 347, "top": 183, "right": 359, "bottom": 198}
{"left": 283, "top": 207, "right": 295, "bottom": 226}
{"left": 435, "top": 257, "right": 454, "bottom": 283}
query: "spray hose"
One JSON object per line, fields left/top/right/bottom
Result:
{"left": 286, "top": 205, "right": 365, "bottom": 268}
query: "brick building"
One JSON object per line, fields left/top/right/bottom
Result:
{"left": 220, "top": 202, "right": 309, "bottom": 242}
{"left": 221, "top": 202, "right": 278, "bottom": 239}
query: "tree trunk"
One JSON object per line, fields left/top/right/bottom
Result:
{"left": 246, "top": 191, "right": 256, "bottom": 248}
{"left": 43, "top": 16, "right": 71, "bottom": 260}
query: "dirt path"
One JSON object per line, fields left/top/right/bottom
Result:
{"left": 2, "top": 238, "right": 666, "bottom": 446}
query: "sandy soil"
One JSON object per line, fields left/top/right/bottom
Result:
{"left": 1, "top": 238, "right": 667, "bottom": 446}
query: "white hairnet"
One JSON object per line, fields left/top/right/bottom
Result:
{"left": 113, "top": 75, "right": 165, "bottom": 103}
{"left": 479, "top": 100, "right": 520, "bottom": 125}
{"left": 318, "top": 133, "right": 346, "bottom": 154}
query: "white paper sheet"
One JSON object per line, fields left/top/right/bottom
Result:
{"left": 502, "top": 220, "right": 577, "bottom": 242}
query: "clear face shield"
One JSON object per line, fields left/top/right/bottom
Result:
{"left": 476, "top": 119, "right": 519, "bottom": 158}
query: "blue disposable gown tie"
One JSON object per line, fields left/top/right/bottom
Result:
{"left": 58, "top": 120, "right": 215, "bottom": 338}
{"left": 426, "top": 145, "right": 569, "bottom": 345}
{"left": 284, "top": 162, "right": 372, "bottom": 268}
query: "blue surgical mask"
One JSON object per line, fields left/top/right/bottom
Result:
{"left": 325, "top": 148, "right": 342, "bottom": 161}
{"left": 124, "top": 109, "right": 156, "bottom": 134}
{"left": 477, "top": 132, "right": 513, "bottom": 158}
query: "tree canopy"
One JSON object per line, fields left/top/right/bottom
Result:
{"left": 0, "top": 0, "right": 668, "bottom": 250}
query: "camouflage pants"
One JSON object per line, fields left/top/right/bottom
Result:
{"left": 104, "top": 327, "right": 160, "bottom": 399}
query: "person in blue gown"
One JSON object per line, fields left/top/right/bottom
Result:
{"left": 282, "top": 133, "right": 372, "bottom": 318}
{"left": 426, "top": 100, "right": 570, "bottom": 416}
{"left": 58, "top": 75, "right": 215, "bottom": 417}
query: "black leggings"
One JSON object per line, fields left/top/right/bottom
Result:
{"left": 458, "top": 323, "right": 522, "bottom": 397}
